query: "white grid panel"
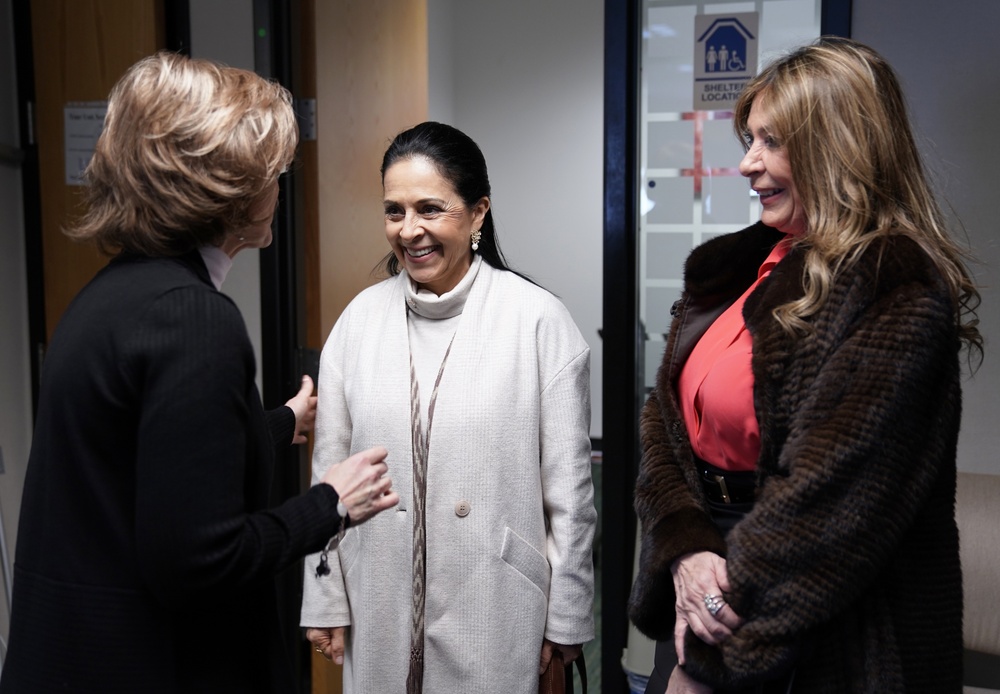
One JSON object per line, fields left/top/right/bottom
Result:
{"left": 638, "top": 0, "right": 821, "bottom": 388}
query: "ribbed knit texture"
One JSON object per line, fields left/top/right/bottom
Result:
{"left": 2, "top": 252, "right": 345, "bottom": 693}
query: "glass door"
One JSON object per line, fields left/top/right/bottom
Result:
{"left": 637, "top": 0, "right": 822, "bottom": 395}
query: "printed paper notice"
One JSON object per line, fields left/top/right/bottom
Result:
{"left": 64, "top": 102, "right": 107, "bottom": 186}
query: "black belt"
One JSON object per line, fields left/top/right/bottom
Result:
{"left": 700, "top": 466, "right": 757, "bottom": 504}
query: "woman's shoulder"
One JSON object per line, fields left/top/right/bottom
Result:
{"left": 852, "top": 233, "right": 950, "bottom": 298}
{"left": 485, "top": 265, "right": 566, "bottom": 313}
{"left": 685, "top": 222, "right": 784, "bottom": 296}
{"left": 85, "top": 253, "right": 230, "bottom": 318}
{"left": 106, "top": 252, "right": 202, "bottom": 284}
{"left": 348, "top": 274, "right": 401, "bottom": 306}
{"left": 483, "top": 265, "right": 588, "bottom": 350}
{"left": 325, "top": 274, "right": 402, "bottom": 344}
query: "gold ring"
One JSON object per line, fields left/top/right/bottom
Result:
{"left": 315, "top": 646, "right": 324, "bottom": 654}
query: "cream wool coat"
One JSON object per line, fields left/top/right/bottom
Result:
{"left": 300, "top": 261, "right": 596, "bottom": 693}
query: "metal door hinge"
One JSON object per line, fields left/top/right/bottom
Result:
{"left": 295, "top": 98, "right": 317, "bottom": 142}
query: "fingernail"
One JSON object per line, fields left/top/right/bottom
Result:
{"left": 335, "top": 656, "right": 344, "bottom": 665}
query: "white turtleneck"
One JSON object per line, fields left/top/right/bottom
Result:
{"left": 198, "top": 245, "right": 234, "bottom": 291}
{"left": 403, "top": 254, "right": 482, "bottom": 426}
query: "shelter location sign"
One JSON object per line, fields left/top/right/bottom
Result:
{"left": 693, "top": 13, "right": 758, "bottom": 111}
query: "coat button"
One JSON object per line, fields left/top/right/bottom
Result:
{"left": 455, "top": 501, "right": 471, "bottom": 517}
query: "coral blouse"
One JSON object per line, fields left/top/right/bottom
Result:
{"left": 677, "top": 237, "right": 792, "bottom": 471}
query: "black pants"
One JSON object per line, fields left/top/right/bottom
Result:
{"left": 643, "top": 501, "right": 794, "bottom": 694}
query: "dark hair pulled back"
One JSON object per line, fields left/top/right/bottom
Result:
{"left": 378, "top": 121, "right": 514, "bottom": 276}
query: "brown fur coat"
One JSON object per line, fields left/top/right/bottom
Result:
{"left": 629, "top": 222, "right": 964, "bottom": 693}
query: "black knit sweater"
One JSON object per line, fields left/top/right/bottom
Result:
{"left": 3, "top": 252, "right": 343, "bottom": 693}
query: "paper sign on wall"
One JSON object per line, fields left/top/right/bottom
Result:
{"left": 64, "top": 101, "right": 107, "bottom": 186}
{"left": 693, "top": 13, "right": 759, "bottom": 111}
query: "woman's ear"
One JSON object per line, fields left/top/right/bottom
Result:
{"left": 472, "top": 196, "right": 490, "bottom": 228}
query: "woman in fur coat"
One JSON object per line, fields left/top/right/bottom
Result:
{"left": 300, "top": 122, "right": 596, "bottom": 693}
{"left": 629, "top": 38, "right": 982, "bottom": 694}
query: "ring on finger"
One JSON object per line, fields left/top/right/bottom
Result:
{"left": 703, "top": 593, "right": 726, "bottom": 616}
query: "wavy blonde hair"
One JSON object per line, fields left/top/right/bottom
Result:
{"left": 734, "top": 37, "right": 981, "bottom": 357}
{"left": 67, "top": 51, "right": 298, "bottom": 256}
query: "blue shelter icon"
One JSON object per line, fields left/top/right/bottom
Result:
{"left": 699, "top": 17, "right": 755, "bottom": 73}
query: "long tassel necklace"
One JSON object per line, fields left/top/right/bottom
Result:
{"left": 405, "top": 332, "right": 455, "bottom": 694}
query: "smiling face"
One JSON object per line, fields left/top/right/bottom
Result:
{"left": 739, "top": 99, "right": 807, "bottom": 237}
{"left": 382, "top": 156, "right": 489, "bottom": 295}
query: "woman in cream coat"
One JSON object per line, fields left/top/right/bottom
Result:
{"left": 301, "top": 122, "right": 596, "bottom": 693}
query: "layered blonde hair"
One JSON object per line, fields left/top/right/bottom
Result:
{"left": 734, "top": 37, "right": 981, "bottom": 356}
{"left": 67, "top": 52, "right": 298, "bottom": 256}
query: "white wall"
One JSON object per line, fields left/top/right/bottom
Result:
{"left": 0, "top": 0, "right": 32, "bottom": 661}
{"left": 427, "top": 0, "right": 456, "bottom": 126}
{"left": 428, "top": 0, "right": 606, "bottom": 438}
{"left": 853, "top": 0, "right": 1000, "bottom": 475}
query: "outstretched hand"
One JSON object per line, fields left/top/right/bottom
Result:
{"left": 322, "top": 446, "right": 399, "bottom": 525}
{"left": 285, "top": 375, "right": 317, "bottom": 445}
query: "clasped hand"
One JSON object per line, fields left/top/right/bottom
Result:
{"left": 671, "top": 551, "right": 743, "bottom": 664}
{"left": 538, "top": 638, "right": 582, "bottom": 675}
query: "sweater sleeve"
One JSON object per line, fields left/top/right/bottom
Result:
{"left": 629, "top": 350, "right": 727, "bottom": 640}
{"left": 682, "top": 264, "right": 962, "bottom": 688}
{"left": 300, "top": 314, "right": 356, "bottom": 628}
{"left": 128, "top": 286, "right": 342, "bottom": 605}
{"left": 266, "top": 405, "right": 296, "bottom": 448}
{"left": 538, "top": 343, "right": 597, "bottom": 645}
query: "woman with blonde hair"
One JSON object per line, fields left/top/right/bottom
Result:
{"left": 1, "top": 52, "right": 397, "bottom": 693}
{"left": 629, "top": 37, "right": 979, "bottom": 693}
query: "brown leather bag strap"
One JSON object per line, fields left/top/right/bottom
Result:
{"left": 540, "top": 650, "right": 587, "bottom": 694}
{"left": 566, "top": 652, "right": 587, "bottom": 694}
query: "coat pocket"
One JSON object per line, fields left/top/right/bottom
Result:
{"left": 500, "top": 526, "right": 550, "bottom": 596}
{"left": 338, "top": 527, "right": 361, "bottom": 577}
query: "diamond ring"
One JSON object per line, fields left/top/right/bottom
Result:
{"left": 703, "top": 593, "right": 726, "bottom": 616}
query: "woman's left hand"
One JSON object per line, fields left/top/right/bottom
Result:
{"left": 671, "top": 551, "right": 744, "bottom": 663}
{"left": 285, "top": 375, "right": 318, "bottom": 444}
{"left": 538, "top": 638, "right": 582, "bottom": 675}
{"left": 306, "top": 626, "right": 346, "bottom": 665}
